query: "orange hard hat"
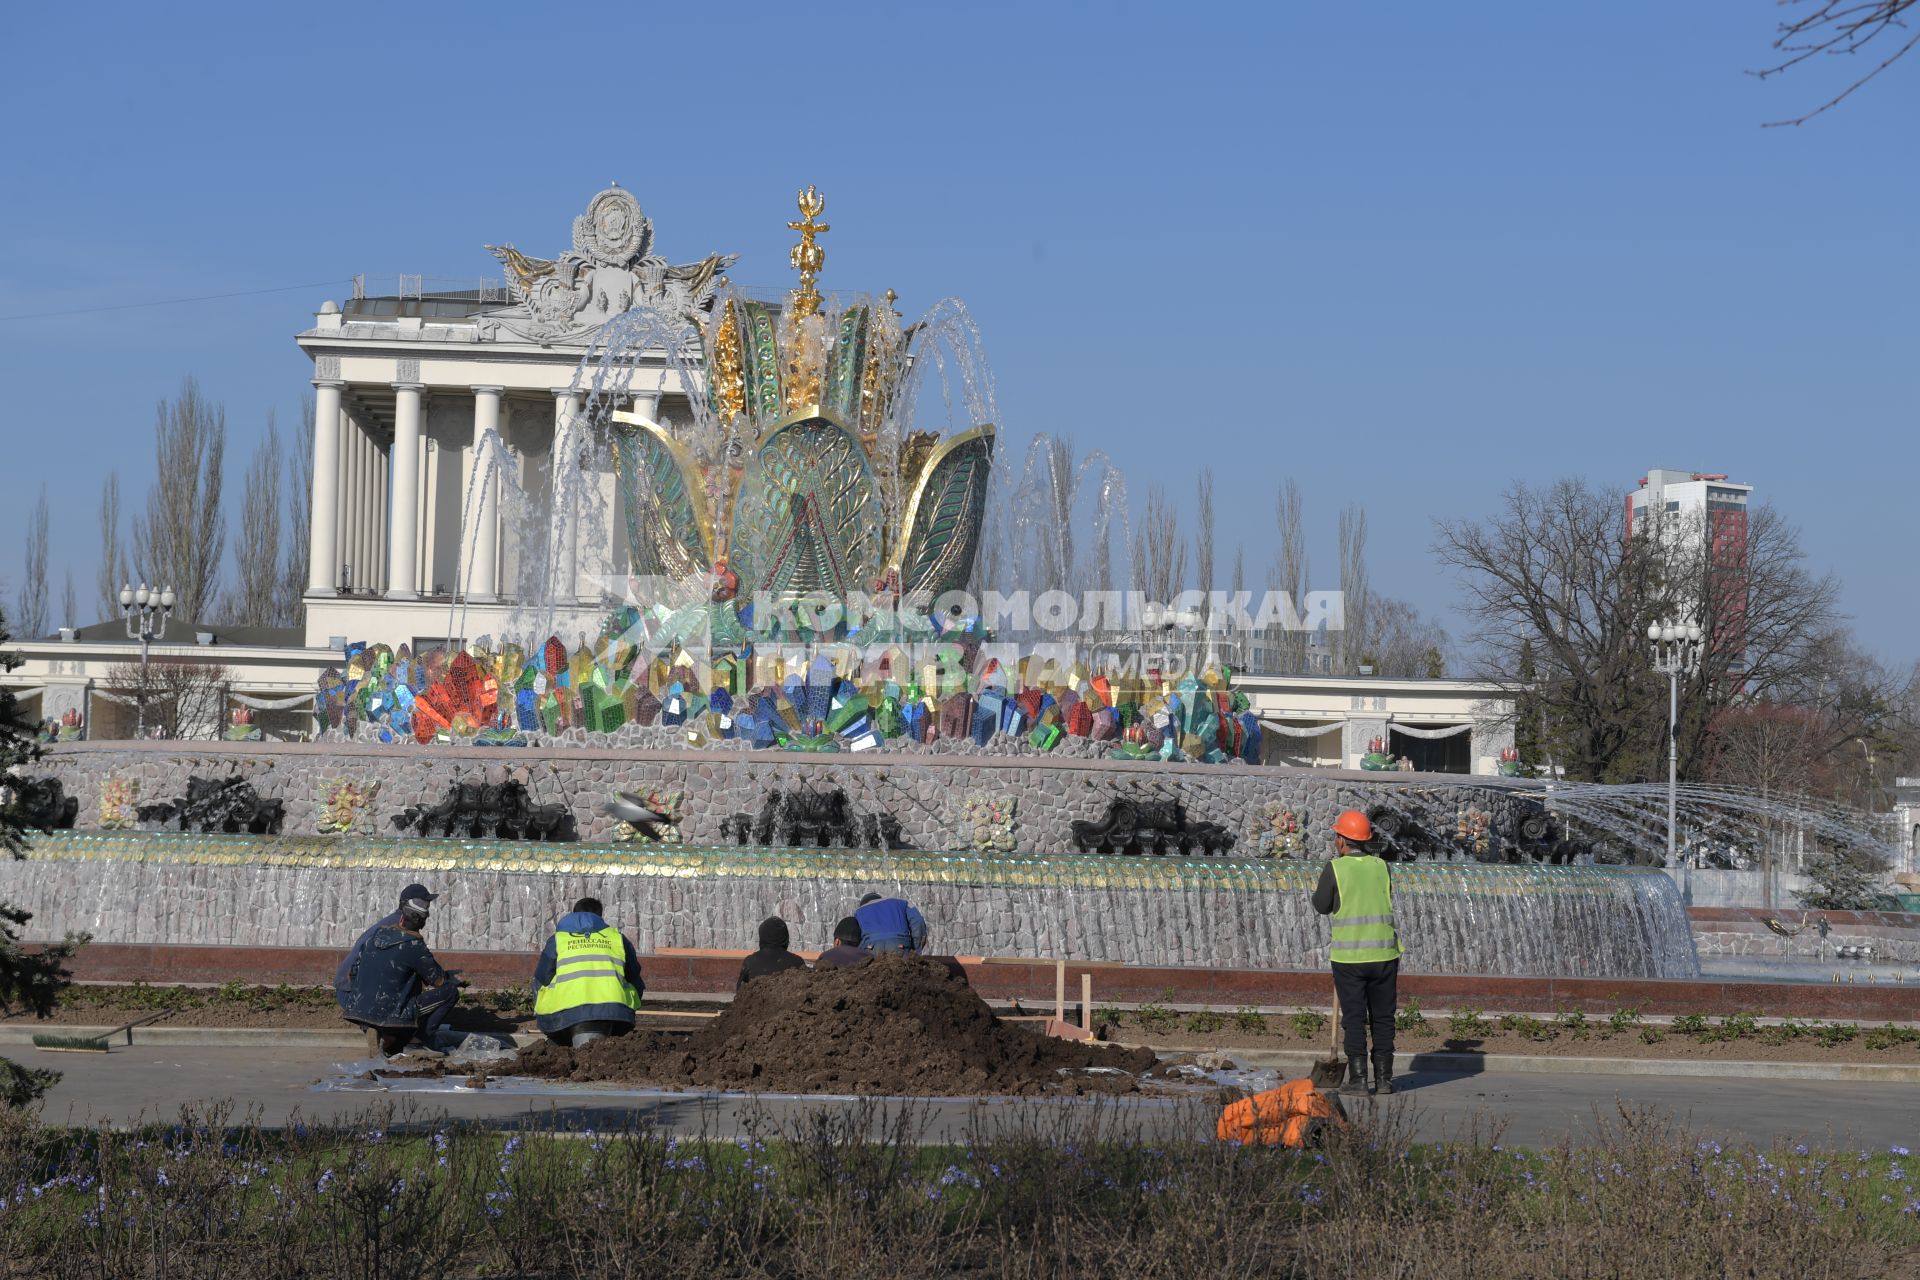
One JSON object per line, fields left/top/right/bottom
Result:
{"left": 1332, "top": 809, "right": 1373, "bottom": 843}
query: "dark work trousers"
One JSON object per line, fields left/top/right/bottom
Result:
{"left": 412, "top": 982, "right": 460, "bottom": 1042}
{"left": 372, "top": 982, "right": 460, "bottom": 1056}
{"left": 1331, "top": 958, "right": 1399, "bottom": 1061}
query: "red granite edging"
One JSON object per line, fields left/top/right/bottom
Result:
{"left": 44, "top": 943, "right": 1920, "bottom": 1022}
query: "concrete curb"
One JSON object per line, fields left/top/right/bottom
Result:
{"left": 1130, "top": 1043, "right": 1920, "bottom": 1084}
{"left": 8, "top": 1025, "right": 1919, "bottom": 1083}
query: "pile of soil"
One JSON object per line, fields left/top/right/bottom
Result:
{"left": 510, "top": 956, "right": 1157, "bottom": 1096}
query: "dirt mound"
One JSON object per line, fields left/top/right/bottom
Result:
{"left": 510, "top": 956, "right": 1156, "bottom": 1096}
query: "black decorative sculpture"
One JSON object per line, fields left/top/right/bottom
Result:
{"left": 12, "top": 777, "right": 78, "bottom": 830}
{"left": 391, "top": 781, "right": 574, "bottom": 842}
{"left": 1491, "top": 796, "right": 1597, "bottom": 865}
{"left": 1070, "top": 797, "right": 1235, "bottom": 856}
{"left": 1363, "top": 805, "right": 1449, "bottom": 862}
{"left": 722, "top": 788, "right": 904, "bottom": 850}
{"left": 137, "top": 775, "right": 283, "bottom": 835}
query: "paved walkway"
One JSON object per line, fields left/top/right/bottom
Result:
{"left": 29, "top": 1046, "right": 1920, "bottom": 1150}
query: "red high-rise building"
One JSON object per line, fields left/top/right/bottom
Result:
{"left": 1625, "top": 468, "right": 1752, "bottom": 672}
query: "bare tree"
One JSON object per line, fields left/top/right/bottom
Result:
{"left": 1270, "top": 479, "right": 1310, "bottom": 673}
{"left": 15, "top": 490, "right": 47, "bottom": 640}
{"left": 1435, "top": 478, "right": 1851, "bottom": 784}
{"left": 1435, "top": 480, "right": 1673, "bottom": 782}
{"left": 1367, "top": 596, "right": 1451, "bottom": 678}
{"left": 1043, "top": 435, "right": 1077, "bottom": 598}
{"left": 1336, "top": 506, "right": 1371, "bottom": 674}
{"left": 1130, "top": 484, "right": 1187, "bottom": 613}
{"left": 95, "top": 471, "right": 124, "bottom": 618}
{"left": 1227, "top": 542, "right": 1247, "bottom": 667}
{"left": 1194, "top": 469, "right": 1215, "bottom": 630}
{"left": 229, "top": 413, "right": 283, "bottom": 627}
{"left": 102, "top": 659, "right": 231, "bottom": 741}
{"left": 1754, "top": 0, "right": 1918, "bottom": 125}
{"left": 133, "top": 377, "right": 226, "bottom": 623}
{"left": 278, "top": 393, "right": 315, "bottom": 625}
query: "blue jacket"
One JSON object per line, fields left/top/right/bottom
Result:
{"left": 336, "top": 925, "right": 448, "bottom": 1029}
{"left": 531, "top": 912, "right": 646, "bottom": 1034}
{"left": 855, "top": 898, "right": 928, "bottom": 954}
{"left": 334, "top": 912, "right": 400, "bottom": 993}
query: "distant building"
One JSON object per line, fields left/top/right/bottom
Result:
{"left": 1626, "top": 467, "right": 1753, "bottom": 670}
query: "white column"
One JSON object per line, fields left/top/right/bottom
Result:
{"left": 360, "top": 424, "right": 375, "bottom": 591}
{"left": 306, "top": 381, "right": 344, "bottom": 595}
{"left": 346, "top": 419, "right": 365, "bottom": 592}
{"left": 468, "top": 387, "right": 503, "bottom": 601}
{"left": 550, "top": 388, "right": 585, "bottom": 602}
{"left": 417, "top": 428, "right": 433, "bottom": 593}
{"left": 607, "top": 391, "right": 658, "bottom": 580}
{"left": 388, "top": 383, "right": 424, "bottom": 599}
{"left": 375, "top": 440, "right": 389, "bottom": 592}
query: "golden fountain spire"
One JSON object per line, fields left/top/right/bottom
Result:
{"left": 786, "top": 185, "right": 830, "bottom": 316}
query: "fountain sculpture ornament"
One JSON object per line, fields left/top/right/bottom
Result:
{"left": 483, "top": 184, "right": 735, "bottom": 344}
{"left": 610, "top": 184, "right": 994, "bottom": 626}
{"left": 321, "top": 186, "right": 1263, "bottom": 765}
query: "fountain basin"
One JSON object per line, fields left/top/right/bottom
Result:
{"left": 9, "top": 830, "right": 1698, "bottom": 980}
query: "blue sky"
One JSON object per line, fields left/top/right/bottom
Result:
{"left": 1, "top": 2, "right": 1913, "bottom": 659}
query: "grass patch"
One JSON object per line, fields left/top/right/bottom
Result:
{"left": 1865, "top": 1023, "right": 1919, "bottom": 1052}
{"left": 1499, "top": 1013, "right": 1557, "bottom": 1043}
{"left": 1183, "top": 1009, "right": 1225, "bottom": 1036}
{"left": 1231, "top": 1006, "right": 1267, "bottom": 1035}
{"left": 1607, "top": 1003, "right": 1645, "bottom": 1035}
{"left": 1289, "top": 1009, "right": 1328, "bottom": 1040}
{"left": 1134, "top": 999, "right": 1178, "bottom": 1036}
{"left": 0, "top": 1102, "right": 1905, "bottom": 1276}
{"left": 1447, "top": 1007, "right": 1490, "bottom": 1039}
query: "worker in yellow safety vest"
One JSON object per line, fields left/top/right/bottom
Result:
{"left": 532, "top": 896, "right": 645, "bottom": 1047}
{"left": 1310, "top": 810, "right": 1403, "bottom": 1096}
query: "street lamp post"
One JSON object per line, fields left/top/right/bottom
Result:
{"left": 1647, "top": 617, "right": 1704, "bottom": 887}
{"left": 119, "top": 582, "right": 176, "bottom": 738}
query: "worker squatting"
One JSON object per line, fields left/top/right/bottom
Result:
{"left": 333, "top": 886, "right": 927, "bottom": 1058}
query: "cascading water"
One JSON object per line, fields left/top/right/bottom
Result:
{"left": 17, "top": 829, "right": 1699, "bottom": 978}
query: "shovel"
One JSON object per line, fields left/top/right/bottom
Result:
{"left": 1308, "top": 996, "right": 1345, "bottom": 1088}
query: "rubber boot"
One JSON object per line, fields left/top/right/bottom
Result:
{"left": 1339, "top": 1058, "right": 1370, "bottom": 1096}
{"left": 1372, "top": 1052, "right": 1395, "bottom": 1096}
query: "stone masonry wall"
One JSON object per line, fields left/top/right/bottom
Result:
{"left": 27, "top": 740, "right": 1537, "bottom": 860}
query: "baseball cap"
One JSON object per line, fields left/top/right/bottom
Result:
{"left": 399, "top": 883, "right": 439, "bottom": 907}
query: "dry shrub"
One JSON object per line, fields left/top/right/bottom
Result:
{"left": 0, "top": 1099, "right": 1907, "bottom": 1278}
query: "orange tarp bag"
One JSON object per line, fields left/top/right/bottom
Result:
{"left": 1216, "top": 1078, "right": 1348, "bottom": 1148}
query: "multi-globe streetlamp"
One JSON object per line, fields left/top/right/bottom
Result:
{"left": 1647, "top": 617, "right": 1705, "bottom": 880}
{"left": 119, "top": 582, "right": 176, "bottom": 738}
